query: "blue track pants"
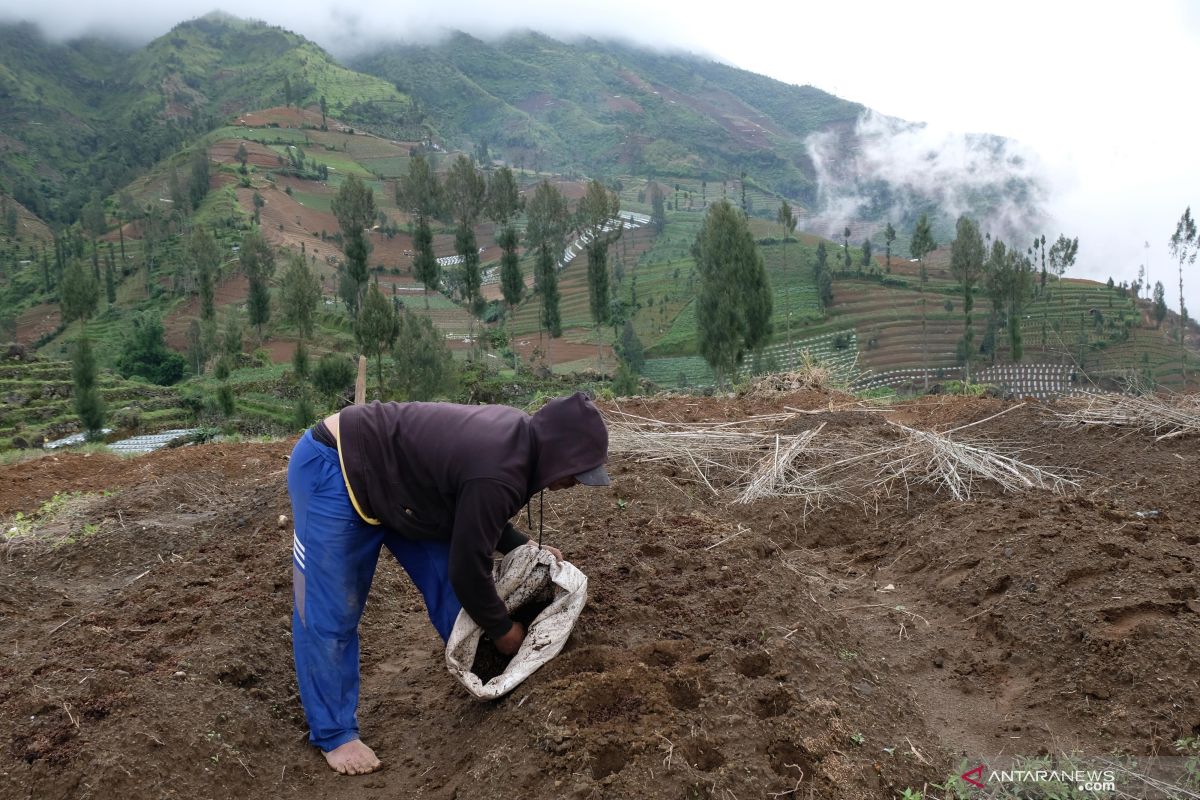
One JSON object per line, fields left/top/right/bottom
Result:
{"left": 287, "top": 430, "right": 463, "bottom": 752}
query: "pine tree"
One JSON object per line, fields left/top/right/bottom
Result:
{"left": 1168, "top": 207, "right": 1196, "bottom": 379}
{"left": 104, "top": 245, "right": 116, "bottom": 304}
{"left": 1153, "top": 281, "right": 1168, "bottom": 328}
{"left": 398, "top": 153, "right": 442, "bottom": 221}
{"left": 649, "top": 184, "right": 666, "bottom": 234}
{"left": 222, "top": 308, "right": 244, "bottom": 364}
{"left": 1047, "top": 234, "right": 1079, "bottom": 332}
{"left": 412, "top": 215, "right": 438, "bottom": 308}
{"left": 187, "top": 226, "right": 220, "bottom": 324}
{"left": 240, "top": 230, "right": 276, "bottom": 342}
{"left": 525, "top": 180, "right": 570, "bottom": 365}
{"left": 488, "top": 165, "right": 524, "bottom": 334}
{"left": 884, "top": 222, "right": 896, "bottom": 272}
{"left": 456, "top": 223, "right": 481, "bottom": 311}
{"left": 777, "top": 201, "right": 796, "bottom": 301}
{"left": 393, "top": 310, "right": 456, "bottom": 401}
{"left": 486, "top": 166, "right": 521, "bottom": 226}
{"left": 580, "top": 180, "right": 620, "bottom": 369}
{"left": 950, "top": 216, "right": 985, "bottom": 381}
{"left": 445, "top": 155, "right": 486, "bottom": 354}
{"left": 280, "top": 252, "right": 321, "bottom": 346}
{"left": 536, "top": 244, "right": 561, "bottom": 365}
{"left": 692, "top": 200, "right": 772, "bottom": 386}
{"left": 60, "top": 259, "right": 98, "bottom": 326}
{"left": 189, "top": 148, "right": 210, "bottom": 211}
{"left": 842, "top": 225, "right": 852, "bottom": 270}
{"left": 72, "top": 333, "right": 105, "bottom": 439}
{"left": 860, "top": 237, "right": 873, "bottom": 271}
{"left": 910, "top": 214, "right": 937, "bottom": 390}
{"left": 498, "top": 225, "right": 522, "bottom": 311}
{"left": 356, "top": 281, "right": 399, "bottom": 398}
{"left": 617, "top": 320, "right": 645, "bottom": 374}
{"left": 331, "top": 175, "right": 376, "bottom": 317}
{"left": 813, "top": 241, "right": 832, "bottom": 310}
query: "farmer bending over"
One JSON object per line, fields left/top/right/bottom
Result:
{"left": 286, "top": 392, "right": 609, "bottom": 775}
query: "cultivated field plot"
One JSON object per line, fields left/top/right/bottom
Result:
{"left": 1, "top": 392, "right": 1198, "bottom": 800}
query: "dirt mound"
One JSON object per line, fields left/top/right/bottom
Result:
{"left": 1, "top": 396, "right": 1197, "bottom": 799}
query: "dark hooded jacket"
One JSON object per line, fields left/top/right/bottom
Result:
{"left": 336, "top": 392, "right": 608, "bottom": 639}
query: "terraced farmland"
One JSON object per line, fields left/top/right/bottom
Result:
{"left": 642, "top": 329, "right": 858, "bottom": 389}
{"left": 0, "top": 360, "right": 187, "bottom": 447}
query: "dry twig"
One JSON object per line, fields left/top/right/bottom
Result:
{"left": 1054, "top": 392, "right": 1200, "bottom": 440}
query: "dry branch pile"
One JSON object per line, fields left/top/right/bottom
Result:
{"left": 1055, "top": 392, "right": 1200, "bottom": 440}
{"left": 870, "top": 422, "right": 1078, "bottom": 501}
{"left": 743, "top": 349, "right": 859, "bottom": 397}
{"left": 607, "top": 408, "right": 1077, "bottom": 513}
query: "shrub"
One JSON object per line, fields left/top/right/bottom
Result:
{"left": 116, "top": 312, "right": 187, "bottom": 386}
{"left": 112, "top": 406, "right": 142, "bottom": 431}
{"left": 216, "top": 384, "right": 235, "bottom": 417}
{"left": 292, "top": 341, "right": 309, "bottom": 378}
{"left": 612, "top": 363, "right": 640, "bottom": 396}
{"left": 294, "top": 391, "right": 314, "bottom": 429}
{"left": 312, "top": 353, "right": 356, "bottom": 400}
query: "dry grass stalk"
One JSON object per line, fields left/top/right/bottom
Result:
{"left": 607, "top": 409, "right": 1076, "bottom": 509}
{"left": 871, "top": 421, "right": 1078, "bottom": 501}
{"left": 746, "top": 348, "right": 860, "bottom": 396}
{"left": 606, "top": 409, "right": 802, "bottom": 492}
{"left": 1055, "top": 392, "right": 1200, "bottom": 440}
{"left": 734, "top": 424, "right": 826, "bottom": 505}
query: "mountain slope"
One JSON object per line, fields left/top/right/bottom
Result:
{"left": 0, "top": 14, "right": 416, "bottom": 225}
{"left": 353, "top": 31, "right": 863, "bottom": 204}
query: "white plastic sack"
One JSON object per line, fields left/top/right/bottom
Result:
{"left": 445, "top": 544, "right": 588, "bottom": 700}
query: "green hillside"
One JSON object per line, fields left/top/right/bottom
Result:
{"left": 0, "top": 13, "right": 1195, "bottom": 455}
{"left": 352, "top": 32, "right": 863, "bottom": 206}
{"left": 0, "top": 14, "right": 417, "bottom": 226}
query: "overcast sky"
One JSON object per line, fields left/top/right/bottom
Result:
{"left": 3, "top": 0, "right": 1199, "bottom": 311}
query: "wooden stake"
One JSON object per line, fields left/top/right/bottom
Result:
{"left": 354, "top": 355, "right": 367, "bottom": 405}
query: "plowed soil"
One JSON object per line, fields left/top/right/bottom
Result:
{"left": 1, "top": 394, "right": 1197, "bottom": 800}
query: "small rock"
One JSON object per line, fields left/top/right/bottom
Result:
{"left": 933, "top": 656, "right": 944, "bottom": 669}
{"left": 174, "top": 670, "right": 186, "bottom": 678}
{"left": 277, "top": 514, "right": 289, "bottom": 529}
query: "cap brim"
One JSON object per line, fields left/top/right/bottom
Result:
{"left": 574, "top": 464, "right": 610, "bottom": 486}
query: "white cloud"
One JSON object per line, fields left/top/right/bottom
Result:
{"left": 805, "top": 112, "right": 1048, "bottom": 244}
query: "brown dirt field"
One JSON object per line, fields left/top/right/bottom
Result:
{"left": 0, "top": 193, "right": 52, "bottom": 242}
{"left": 511, "top": 328, "right": 612, "bottom": 368}
{"left": 2, "top": 395, "right": 1197, "bottom": 800}
{"left": 211, "top": 139, "right": 287, "bottom": 170}
{"left": 13, "top": 303, "right": 60, "bottom": 345}
{"left": 239, "top": 186, "right": 342, "bottom": 268}
{"left": 162, "top": 273, "right": 250, "bottom": 351}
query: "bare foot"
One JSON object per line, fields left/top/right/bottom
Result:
{"left": 323, "top": 739, "right": 381, "bottom": 775}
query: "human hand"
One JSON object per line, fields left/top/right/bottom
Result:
{"left": 538, "top": 544, "right": 563, "bottom": 563}
{"left": 493, "top": 621, "right": 526, "bottom": 656}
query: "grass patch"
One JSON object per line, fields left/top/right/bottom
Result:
{"left": 2, "top": 490, "right": 114, "bottom": 549}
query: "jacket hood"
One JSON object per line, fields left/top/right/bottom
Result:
{"left": 528, "top": 392, "right": 609, "bottom": 493}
